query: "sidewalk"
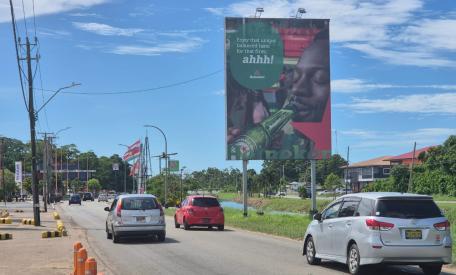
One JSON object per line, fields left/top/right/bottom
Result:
{"left": 0, "top": 201, "right": 105, "bottom": 275}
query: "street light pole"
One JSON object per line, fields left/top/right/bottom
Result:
{"left": 118, "top": 144, "right": 129, "bottom": 193}
{"left": 144, "top": 125, "right": 168, "bottom": 207}
{"left": 180, "top": 166, "right": 187, "bottom": 203}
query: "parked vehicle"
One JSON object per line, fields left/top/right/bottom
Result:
{"left": 303, "top": 192, "right": 452, "bottom": 275}
{"left": 82, "top": 192, "right": 94, "bottom": 201}
{"left": 105, "top": 194, "right": 165, "bottom": 243}
{"left": 174, "top": 195, "right": 224, "bottom": 231}
{"left": 69, "top": 194, "right": 82, "bottom": 205}
{"left": 98, "top": 194, "right": 108, "bottom": 202}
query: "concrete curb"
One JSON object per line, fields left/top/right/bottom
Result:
{"left": 0, "top": 233, "right": 13, "bottom": 240}
{"left": 0, "top": 217, "right": 12, "bottom": 224}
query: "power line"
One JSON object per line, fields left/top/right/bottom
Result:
{"left": 36, "top": 69, "right": 222, "bottom": 96}
{"left": 20, "top": 0, "right": 29, "bottom": 37}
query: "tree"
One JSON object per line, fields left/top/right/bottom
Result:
{"left": 0, "top": 169, "right": 17, "bottom": 200}
{"left": 324, "top": 173, "right": 343, "bottom": 199}
{"left": 391, "top": 165, "right": 409, "bottom": 193}
{"left": 297, "top": 185, "right": 307, "bottom": 199}
{"left": 87, "top": 178, "right": 101, "bottom": 193}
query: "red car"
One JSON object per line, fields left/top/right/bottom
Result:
{"left": 174, "top": 196, "right": 224, "bottom": 231}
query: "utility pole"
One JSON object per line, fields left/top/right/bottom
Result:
{"left": 345, "top": 146, "right": 350, "bottom": 195}
{"left": 26, "top": 37, "right": 41, "bottom": 226}
{"left": 408, "top": 142, "right": 417, "bottom": 193}
{"left": 42, "top": 134, "right": 48, "bottom": 212}
{"left": 0, "top": 137, "right": 5, "bottom": 207}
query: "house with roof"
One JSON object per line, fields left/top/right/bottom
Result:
{"left": 386, "top": 146, "right": 434, "bottom": 167}
{"left": 342, "top": 156, "right": 392, "bottom": 192}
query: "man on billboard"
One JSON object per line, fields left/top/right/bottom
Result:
{"left": 226, "top": 18, "right": 331, "bottom": 160}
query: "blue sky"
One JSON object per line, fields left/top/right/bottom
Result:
{"left": 0, "top": 0, "right": 455, "bottom": 174}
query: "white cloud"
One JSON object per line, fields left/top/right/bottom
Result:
{"left": 72, "top": 22, "right": 143, "bottom": 36}
{"left": 0, "top": 0, "right": 107, "bottom": 23}
{"left": 332, "top": 78, "right": 456, "bottom": 93}
{"left": 69, "top": 12, "right": 98, "bottom": 17}
{"left": 399, "top": 19, "right": 456, "bottom": 51}
{"left": 345, "top": 43, "right": 456, "bottom": 68}
{"left": 204, "top": 8, "right": 224, "bottom": 16}
{"left": 341, "top": 128, "right": 456, "bottom": 149}
{"left": 109, "top": 37, "right": 205, "bottom": 56}
{"left": 213, "top": 89, "right": 225, "bottom": 96}
{"left": 38, "top": 27, "right": 71, "bottom": 37}
{"left": 337, "top": 93, "right": 456, "bottom": 114}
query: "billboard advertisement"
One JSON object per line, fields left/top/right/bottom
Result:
{"left": 226, "top": 18, "right": 331, "bottom": 160}
{"left": 168, "top": 160, "right": 179, "bottom": 172}
{"left": 15, "top": 161, "right": 22, "bottom": 183}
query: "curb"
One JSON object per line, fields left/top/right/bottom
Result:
{"left": 0, "top": 233, "right": 13, "bottom": 240}
{"left": 0, "top": 217, "right": 12, "bottom": 224}
{"left": 53, "top": 212, "right": 60, "bottom": 220}
{"left": 41, "top": 231, "right": 65, "bottom": 238}
{"left": 22, "top": 218, "right": 34, "bottom": 225}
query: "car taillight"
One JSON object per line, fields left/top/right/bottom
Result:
{"left": 366, "top": 219, "right": 394, "bottom": 231}
{"left": 220, "top": 207, "right": 224, "bottom": 213}
{"left": 116, "top": 200, "right": 122, "bottom": 217}
{"left": 434, "top": 220, "right": 450, "bottom": 231}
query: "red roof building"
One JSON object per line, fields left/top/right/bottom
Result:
{"left": 386, "top": 146, "right": 434, "bottom": 166}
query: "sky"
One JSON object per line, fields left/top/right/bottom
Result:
{"left": 0, "top": 0, "right": 455, "bottom": 174}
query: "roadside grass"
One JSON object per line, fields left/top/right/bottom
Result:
{"left": 164, "top": 207, "right": 310, "bottom": 240}
{"left": 437, "top": 203, "right": 456, "bottom": 264}
{"left": 433, "top": 194, "right": 456, "bottom": 202}
{"left": 217, "top": 192, "right": 331, "bottom": 214}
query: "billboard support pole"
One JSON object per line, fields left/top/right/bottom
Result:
{"left": 242, "top": 160, "right": 248, "bottom": 217}
{"left": 311, "top": 160, "right": 317, "bottom": 215}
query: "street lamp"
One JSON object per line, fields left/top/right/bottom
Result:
{"left": 53, "top": 127, "right": 71, "bottom": 194}
{"left": 255, "top": 7, "right": 264, "bottom": 18}
{"left": 296, "top": 8, "right": 306, "bottom": 18}
{"left": 180, "top": 166, "right": 187, "bottom": 203}
{"left": 144, "top": 125, "right": 168, "bottom": 207}
{"left": 118, "top": 144, "right": 129, "bottom": 193}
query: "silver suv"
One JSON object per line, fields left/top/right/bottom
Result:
{"left": 105, "top": 194, "right": 166, "bottom": 243}
{"left": 303, "top": 192, "right": 452, "bottom": 275}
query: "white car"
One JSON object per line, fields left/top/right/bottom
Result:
{"left": 105, "top": 194, "right": 166, "bottom": 243}
{"left": 303, "top": 192, "right": 452, "bottom": 275}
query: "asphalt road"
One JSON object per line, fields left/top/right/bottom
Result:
{"left": 58, "top": 201, "right": 453, "bottom": 275}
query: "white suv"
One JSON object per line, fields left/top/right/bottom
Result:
{"left": 303, "top": 192, "right": 452, "bottom": 275}
{"left": 105, "top": 194, "right": 166, "bottom": 243}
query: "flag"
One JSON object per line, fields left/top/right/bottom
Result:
{"left": 123, "top": 140, "right": 141, "bottom": 161}
{"left": 129, "top": 159, "right": 140, "bottom": 176}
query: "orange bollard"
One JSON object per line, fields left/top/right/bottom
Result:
{"left": 73, "top": 242, "right": 83, "bottom": 275}
{"left": 76, "top": 248, "right": 87, "bottom": 275}
{"left": 84, "top": 257, "right": 97, "bottom": 275}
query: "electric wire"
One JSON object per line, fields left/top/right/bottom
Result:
{"left": 20, "top": 0, "right": 29, "bottom": 38}
{"left": 9, "top": 0, "right": 29, "bottom": 112}
{"left": 36, "top": 69, "right": 222, "bottom": 95}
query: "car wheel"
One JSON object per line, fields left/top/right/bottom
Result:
{"left": 217, "top": 225, "right": 224, "bottom": 231}
{"left": 174, "top": 216, "right": 180, "bottom": 228}
{"left": 184, "top": 218, "right": 190, "bottom": 230}
{"left": 305, "top": 237, "right": 321, "bottom": 265}
{"left": 112, "top": 227, "right": 120, "bottom": 243}
{"left": 420, "top": 264, "right": 442, "bottom": 275}
{"left": 348, "top": 243, "right": 365, "bottom": 275}
{"left": 106, "top": 223, "right": 112, "bottom": 239}
{"left": 157, "top": 231, "right": 166, "bottom": 242}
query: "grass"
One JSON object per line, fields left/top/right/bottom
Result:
{"left": 164, "top": 207, "right": 311, "bottom": 240}
{"left": 217, "top": 192, "right": 331, "bottom": 214}
{"left": 433, "top": 194, "right": 456, "bottom": 202}
{"left": 437, "top": 202, "right": 456, "bottom": 264}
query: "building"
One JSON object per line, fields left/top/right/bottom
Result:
{"left": 343, "top": 156, "right": 392, "bottom": 192}
{"left": 386, "top": 146, "right": 434, "bottom": 167}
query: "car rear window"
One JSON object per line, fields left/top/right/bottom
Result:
{"left": 376, "top": 199, "right": 443, "bottom": 219}
{"left": 121, "top": 198, "right": 157, "bottom": 210}
{"left": 192, "top": 198, "right": 220, "bottom": 207}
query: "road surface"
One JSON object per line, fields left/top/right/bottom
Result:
{"left": 58, "top": 201, "right": 453, "bottom": 275}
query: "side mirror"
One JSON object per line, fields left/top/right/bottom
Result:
{"left": 104, "top": 207, "right": 110, "bottom": 212}
{"left": 313, "top": 213, "right": 322, "bottom": 222}
{"left": 176, "top": 203, "right": 181, "bottom": 208}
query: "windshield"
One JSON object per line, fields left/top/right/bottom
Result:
{"left": 376, "top": 199, "right": 443, "bottom": 219}
{"left": 192, "top": 198, "right": 220, "bottom": 207}
{"left": 121, "top": 198, "right": 157, "bottom": 210}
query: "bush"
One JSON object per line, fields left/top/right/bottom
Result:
{"left": 297, "top": 185, "right": 307, "bottom": 199}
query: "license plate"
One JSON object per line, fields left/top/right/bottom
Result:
{"left": 405, "top": 230, "right": 422, "bottom": 239}
{"left": 136, "top": 216, "right": 145, "bottom": 222}
{"left": 202, "top": 218, "right": 210, "bottom": 224}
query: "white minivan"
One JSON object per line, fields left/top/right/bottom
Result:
{"left": 303, "top": 192, "right": 452, "bottom": 275}
{"left": 105, "top": 194, "right": 166, "bottom": 243}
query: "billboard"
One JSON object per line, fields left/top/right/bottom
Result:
{"left": 226, "top": 18, "right": 331, "bottom": 160}
{"left": 168, "top": 160, "right": 179, "bottom": 172}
